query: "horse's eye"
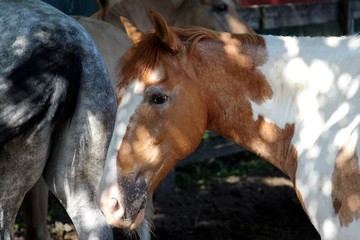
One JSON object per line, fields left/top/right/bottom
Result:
{"left": 149, "top": 93, "right": 168, "bottom": 105}
{"left": 213, "top": 3, "right": 228, "bottom": 12}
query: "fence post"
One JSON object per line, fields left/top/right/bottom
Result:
{"left": 339, "top": 0, "right": 354, "bottom": 34}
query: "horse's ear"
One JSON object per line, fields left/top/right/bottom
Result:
{"left": 149, "top": 10, "right": 181, "bottom": 54}
{"left": 120, "top": 16, "right": 143, "bottom": 45}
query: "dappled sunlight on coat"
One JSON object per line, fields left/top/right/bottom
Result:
{"left": 96, "top": 9, "right": 360, "bottom": 240}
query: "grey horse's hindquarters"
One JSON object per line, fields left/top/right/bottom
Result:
{"left": 0, "top": 19, "right": 82, "bottom": 240}
{"left": 0, "top": 0, "right": 116, "bottom": 239}
{"left": 41, "top": 14, "right": 117, "bottom": 240}
{"left": 43, "top": 56, "right": 116, "bottom": 239}
{"left": 0, "top": 45, "right": 81, "bottom": 145}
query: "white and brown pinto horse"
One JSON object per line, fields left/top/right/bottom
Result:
{"left": 0, "top": 1, "right": 116, "bottom": 239}
{"left": 97, "top": 11, "right": 360, "bottom": 240}
{"left": 92, "top": 0, "right": 254, "bottom": 34}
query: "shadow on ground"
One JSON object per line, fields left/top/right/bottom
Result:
{"left": 152, "top": 166, "right": 320, "bottom": 240}
{"left": 16, "top": 157, "right": 320, "bottom": 240}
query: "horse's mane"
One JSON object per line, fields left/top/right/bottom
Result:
{"left": 118, "top": 26, "right": 264, "bottom": 91}
{"left": 230, "top": 33, "right": 265, "bottom": 46}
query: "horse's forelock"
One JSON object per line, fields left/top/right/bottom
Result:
{"left": 118, "top": 32, "right": 162, "bottom": 91}
{"left": 118, "top": 27, "right": 218, "bottom": 89}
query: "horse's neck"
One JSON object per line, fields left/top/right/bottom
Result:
{"left": 206, "top": 34, "right": 360, "bottom": 181}
{"left": 204, "top": 39, "right": 298, "bottom": 179}
{"left": 208, "top": 98, "right": 298, "bottom": 180}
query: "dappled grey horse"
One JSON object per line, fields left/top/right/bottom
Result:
{"left": 0, "top": 0, "right": 116, "bottom": 239}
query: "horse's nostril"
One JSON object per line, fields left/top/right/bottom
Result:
{"left": 110, "top": 198, "right": 118, "bottom": 208}
{"left": 109, "top": 198, "right": 120, "bottom": 214}
{"left": 109, "top": 198, "right": 126, "bottom": 222}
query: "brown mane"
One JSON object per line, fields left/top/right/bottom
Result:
{"left": 118, "top": 27, "right": 264, "bottom": 95}
{"left": 230, "top": 33, "right": 266, "bottom": 46}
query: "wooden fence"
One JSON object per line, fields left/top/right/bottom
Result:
{"left": 239, "top": 0, "right": 360, "bottom": 34}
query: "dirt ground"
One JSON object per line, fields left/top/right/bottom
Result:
{"left": 15, "top": 158, "right": 321, "bottom": 240}
{"left": 151, "top": 168, "right": 320, "bottom": 240}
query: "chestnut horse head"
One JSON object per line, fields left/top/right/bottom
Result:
{"left": 96, "top": 10, "right": 267, "bottom": 231}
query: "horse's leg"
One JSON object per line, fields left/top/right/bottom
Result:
{"left": 43, "top": 70, "right": 116, "bottom": 239}
{"left": 44, "top": 117, "right": 114, "bottom": 240}
{"left": 0, "top": 126, "right": 52, "bottom": 240}
{"left": 138, "top": 219, "right": 151, "bottom": 240}
{"left": 21, "top": 177, "right": 51, "bottom": 240}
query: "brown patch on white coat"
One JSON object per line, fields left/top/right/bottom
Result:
{"left": 332, "top": 145, "right": 360, "bottom": 227}
{"left": 97, "top": 10, "right": 298, "bottom": 232}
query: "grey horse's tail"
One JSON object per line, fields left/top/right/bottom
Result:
{"left": 0, "top": 45, "right": 81, "bottom": 144}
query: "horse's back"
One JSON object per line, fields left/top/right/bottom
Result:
{"left": 73, "top": 15, "right": 132, "bottom": 87}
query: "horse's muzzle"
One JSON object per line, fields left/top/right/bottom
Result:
{"left": 96, "top": 176, "right": 148, "bottom": 230}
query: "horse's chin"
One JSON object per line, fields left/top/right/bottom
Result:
{"left": 129, "top": 209, "right": 145, "bottom": 230}
{"left": 109, "top": 208, "right": 146, "bottom": 231}
{"left": 101, "top": 207, "right": 145, "bottom": 231}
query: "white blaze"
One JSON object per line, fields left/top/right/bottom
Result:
{"left": 98, "top": 80, "right": 144, "bottom": 197}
